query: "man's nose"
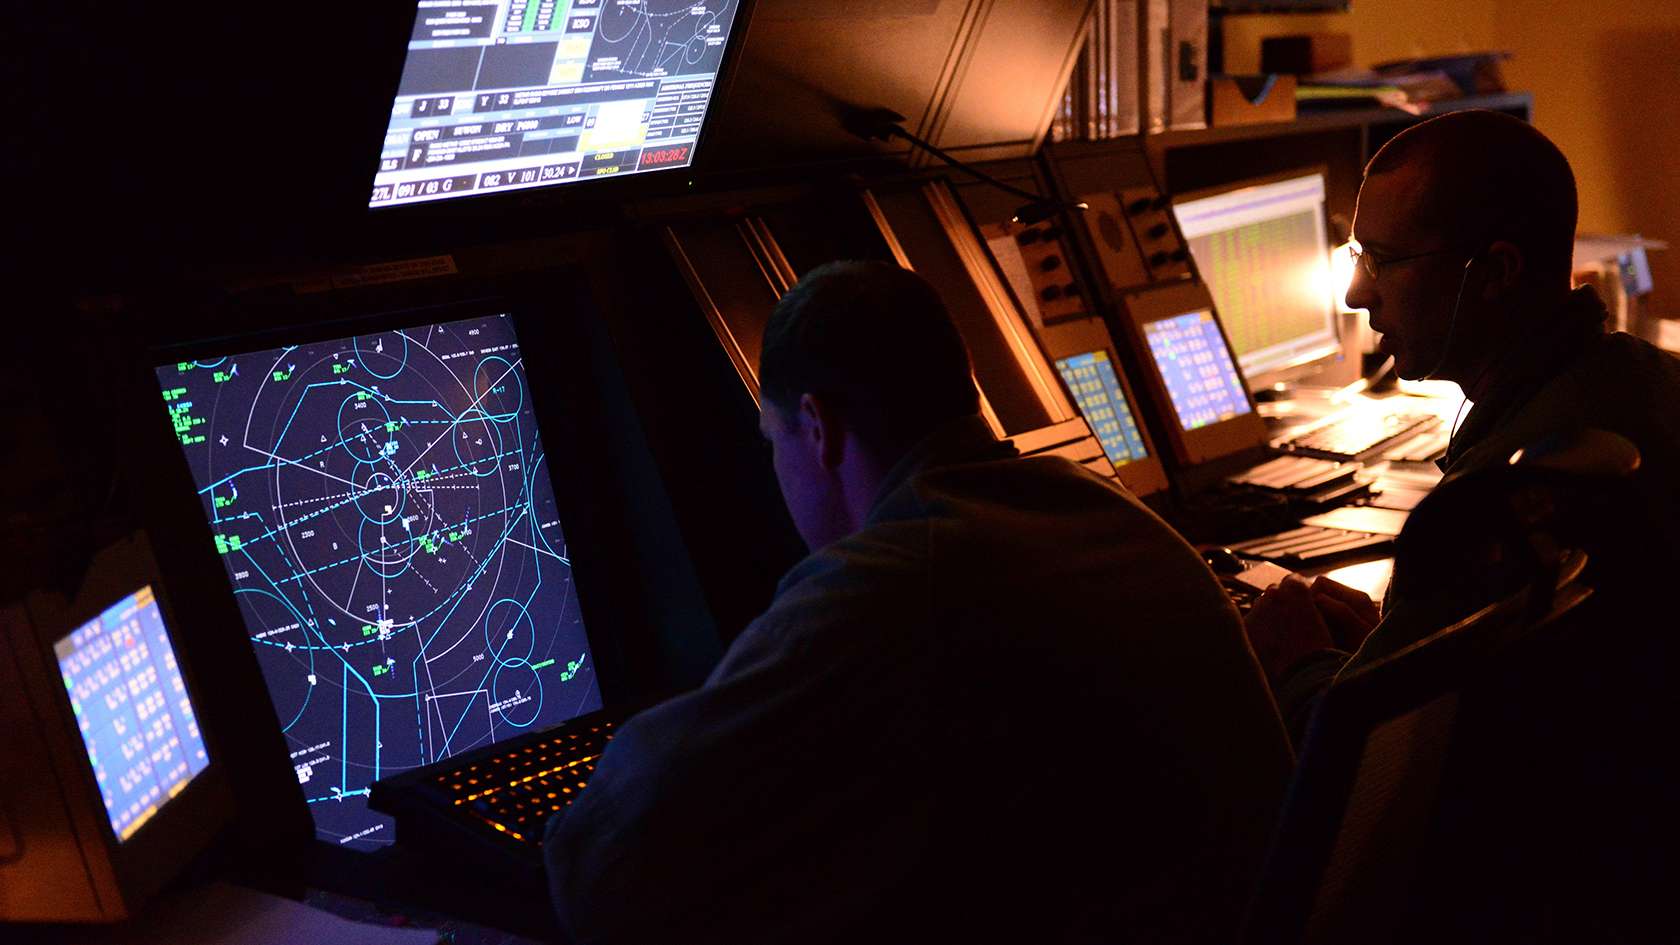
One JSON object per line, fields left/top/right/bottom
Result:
{"left": 1345, "top": 262, "right": 1376, "bottom": 312}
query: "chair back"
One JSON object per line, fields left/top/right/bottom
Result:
{"left": 1241, "top": 560, "right": 1591, "bottom": 945}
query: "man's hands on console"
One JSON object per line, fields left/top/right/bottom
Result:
{"left": 1244, "top": 575, "right": 1380, "bottom": 684}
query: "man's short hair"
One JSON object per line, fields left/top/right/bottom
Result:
{"left": 1366, "top": 109, "right": 1578, "bottom": 283}
{"left": 760, "top": 260, "right": 980, "bottom": 451}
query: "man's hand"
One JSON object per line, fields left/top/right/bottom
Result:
{"left": 1244, "top": 575, "right": 1334, "bottom": 683}
{"left": 1243, "top": 575, "right": 1380, "bottom": 684}
{"left": 1307, "top": 575, "right": 1380, "bottom": 652}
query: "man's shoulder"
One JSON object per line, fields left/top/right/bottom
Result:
{"left": 759, "top": 455, "right": 1162, "bottom": 633}
{"left": 1563, "top": 331, "right": 1680, "bottom": 444}
{"left": 1582, "top": 330, "right": 1680, "bottom": 382}
{"left": 1460, "top": 331, "right": 1680, "bottom": 474}
{"left": 755, "top": 520, "right": 932, "bottom": 636}
{"left": 780, "top": 522, "right": 931, "bottom": 601}
{"left": 897, "top": 451, "right": 1147, "bottom": 521}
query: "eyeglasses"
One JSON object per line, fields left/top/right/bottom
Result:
{"left": 1347, "top": 243, "right": 1463, "bottom": 279}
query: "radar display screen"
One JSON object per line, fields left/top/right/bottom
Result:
{"left": 56, "top": 586, "right": 210, "bottom": 843}
{"left": 156, "top": 313, "right": 603, "bottom": 849}
{"left": 372, "top": 0, "right": 745, "bottom": 207}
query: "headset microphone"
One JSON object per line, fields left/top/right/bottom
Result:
{"left": 1422, "top": 254, "right": 1479, "bottom": 381}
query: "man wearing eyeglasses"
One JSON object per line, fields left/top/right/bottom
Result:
{"left": 1248, "top": 106, "right": 1680, "bottom": 728}
{"left": 1245, "top": 109, "right": 1680, "bottom": 938}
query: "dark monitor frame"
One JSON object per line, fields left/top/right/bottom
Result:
{"left": 145, "top": 287, "right": 634, "bottom": 835}
{"left": 1113, "top": 280, "right": 1268, "bottom": 467}
{"left": 4, "top": 533, "right": 235, "bottom": 921}
{"left": 1034, "top": 316, "right": 1171, "bottom": 497}
{"left": 360, "top": 0, "right": 764, "bottom": 223}
{"left": 1171, "top": 166, "right": 1344, "bottom": 393}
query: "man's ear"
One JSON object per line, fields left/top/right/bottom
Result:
{"left": 1478, "top": 239, "right": 1525, "bottom": 301}
{"left": 799, "top": 392, "right": 847, "bottom": 471}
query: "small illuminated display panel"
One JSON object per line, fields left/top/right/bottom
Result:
{"left": 1143, "top": 310, "right": 1253, "bottom": 431}
{"left": 371, "top": 0, "right": 745, "bottom": 207}
{"left": 56, "top": 587, "right": 210, "bottom": 843}
{"left": 1054, "top": 350, "right": 1150, "bottom": 465}
{"left": 155, "top": 313, "right": 603, "bottom": 849}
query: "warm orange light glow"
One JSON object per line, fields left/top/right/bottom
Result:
{"left": 458, "top": 754, "right": 600, "bottom": 803}
{"left": 1333, "top": 240, "right": 1378, "bottom": 355}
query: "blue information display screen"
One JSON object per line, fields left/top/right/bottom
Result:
{"left": 156, "top": 313, "right": 603, "bottom": 849}
{"left": 1143, "top": 310, "right": 1253, "bottom": 431}
{"left": 56, "top": 587, "right": 210, "bottom": 843}
{"left": 1054, "top": 350, "right": 1149, "bottom": 465}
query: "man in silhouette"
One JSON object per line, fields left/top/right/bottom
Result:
{"left": 546, "top": 260, "right": 1292, "bottom": 944}
{"left": 1247, "top": 109, "right": 1680, "bottom": 940}
{"left": 1251, "top": 109, "right": 1680, "bottom": 731}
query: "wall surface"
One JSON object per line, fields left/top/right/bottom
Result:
{"left": 1221, "top": 3, "right": 1498, "bottom": 74}
{"left": 1221, "top": 0, "right": 1680, "bottom": 317}
{"left": 1496, "top": 0, "right": 1680, "bottom": 318}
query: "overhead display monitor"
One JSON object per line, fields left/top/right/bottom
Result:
{"left": 155, "top": 312, "right": 604, "bottom": 849}
{"left": 1171, "top": 172, "right": 1340, "bottom": 388}
{"left": 56, "top": 586, "right": 211, "bottom": 844}
{"left": 371, "top": 0, "right": 746, "bottom": 207}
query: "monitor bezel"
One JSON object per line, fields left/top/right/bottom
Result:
{"left": 1114, "top": 280, "right": 1268, "bottom": 466}
{"left": 22, "top": 533, "right": 235, "bottom": 918}
{"left": 363, "top": 0, "right": 763, "bottom": 216}
{"left": 1037, "top": 317, "right": 1172, "bottom": 497}
{"left": 1171, "top": 167, "right": 1344, "bottom": 392}
{"left": 147, "top": 289, "right": 629, "bottom": 825}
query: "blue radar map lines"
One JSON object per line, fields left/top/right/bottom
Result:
{"left": 584, "top": 0, "right": 738, "bottom": 82}
{"left": 156, "top": 313, "right": 602, "bottom": 850}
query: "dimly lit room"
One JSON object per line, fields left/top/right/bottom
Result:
{"left": 7, "top": 1, "right": 1679, "bottom": 942}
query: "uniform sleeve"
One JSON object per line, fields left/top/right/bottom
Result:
{"left": 1272, "top": 649, "right": 1349, "bottom": 747}
{"left": 542, "top": 548, "right": 932, "bottom": 945}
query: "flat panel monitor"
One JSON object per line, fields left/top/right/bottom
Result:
{"left": 57, "top": 587, "right": 212, "bottom": 844}
{"left": 974, "top": 215, "right": 1171, "bottom": 496}
{"left": 155, "top": 311, "right": 604, "bottom": 849}
{"left": 0, "top": 534, "right": 233, "bottom": 922}
{"left": 1116, "top": 280, "right": 1267, "bottom": 466}
{"left": 371, "top": 0, "right": 747, "bottom": 207}
{"left": 1171, "top": 172, "right": 1340, "bottom": 389}
{"left": 1144, "top": 310, "right": 1252, "bottom": 431}
{"left": 1054, "top": 351, "right": 1150, "bottom": 466}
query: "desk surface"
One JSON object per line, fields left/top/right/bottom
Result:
{"left": 10, "top": 883, "right": 443, "bottom": 945}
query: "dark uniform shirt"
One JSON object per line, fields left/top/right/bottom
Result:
{"left": 1276, "top": 287, "right": 1680, "bottom": 735}
{"left": 1272, "top": 287, "right": 1680, "bottom": 940}
{"left": 545, "top": 415, "right": 1292, "bottom": 945}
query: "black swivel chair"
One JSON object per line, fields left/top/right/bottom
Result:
{"left": 1241, "top": 429, "right": 1640, "bottom": 945}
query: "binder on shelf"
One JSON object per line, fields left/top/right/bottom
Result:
{"left": 1143, "top": 0, "right": 1207, "bottom": 133}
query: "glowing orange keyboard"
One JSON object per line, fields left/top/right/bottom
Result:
{"left": 444, "top": 722, "right": 615, "bottom": 844}
{"left": 371, "top": 716, "right": 617, "bottom": 865}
